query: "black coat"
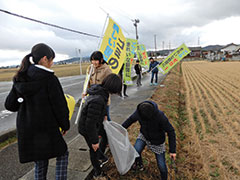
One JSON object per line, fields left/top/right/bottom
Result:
{"left": 134, "top": 64, "right": 142, "bottom": 74}
{"left": 122, "top": 100, "right": 176, "bottom": 153}
{"left": 78, "top": 84, "right": 108, "bottom": 144}
{"left": 5, "top": 65, "right": 70, "bottom": 163}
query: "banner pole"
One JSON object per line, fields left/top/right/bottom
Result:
{"left": 98, "top": 13, "right": 109, "bottom": 49}
{"left": 75, "top": 64, "right": 94, "bottom": 124}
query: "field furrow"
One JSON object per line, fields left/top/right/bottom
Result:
{"left": 182, "top": 61, "right": 240, "bottom": 179}
{"left": 191, "top": 65, "right": 240, "bottom": 130}
{"left": 182, "top": 63, "right": 210, "bottom": 178}
{"left": 183, "top": 63, "right": 229, "bottom": 179}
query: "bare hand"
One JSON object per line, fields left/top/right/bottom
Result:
{"left": 104, "top": 116, "right": 107, "bottom": 121}
{"left": 82, "top": 93, "right": 87, "bottom": 99}
{"left": 170, "top": 153, "right": 176, "bottom": 161}
{"left": 62, "top": 130, "right": 67, "bottom": 136}
{"left": 92, "top": 143, "right": 99, "bottom": 152}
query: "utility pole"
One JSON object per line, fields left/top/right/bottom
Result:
{"left": 78, "top": 49, "right": 83, "bottom": 75}
{"left": 133, "top": 19, "right": 140, "bottom": 40}
{"left": 162, "top": 41, "right": 165, "bottom": 50}
{"left": 154, "top": 34, "right": 157, "bottom": 59}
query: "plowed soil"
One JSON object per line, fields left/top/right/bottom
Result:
{"left": 103, "top": 61, "right": 240, "bottom": 180}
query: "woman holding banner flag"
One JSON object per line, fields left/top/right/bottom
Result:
{"left": 148, "top": 57, "right": 159, "bottom": 86}
{"left": 82, "top": 51, "right": 113, "bottom": 156}
{"left": 83, "top": 51, "right": 112, "bottom": 120}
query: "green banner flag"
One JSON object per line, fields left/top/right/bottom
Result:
{"left": 158, "top": 43, "right": 191, "bottom": 74}
{"left": 123, "top": 38, "right": 137, "bottom": 85}
{"left": 136, "top": 44, "right": 149, "bottom": 68}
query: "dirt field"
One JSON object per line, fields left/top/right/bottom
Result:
{"left": 181, "top": 61, "right": 240, "bottom": 179}
{"left": 0, "top": 63, "right": 90, "bottom": 81}
{"left": 104, "top": 61, "right": 240, "bottom": 180}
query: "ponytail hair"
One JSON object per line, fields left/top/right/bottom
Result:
{"left": 14, "top": 43, "right": 55, "bottom": 81}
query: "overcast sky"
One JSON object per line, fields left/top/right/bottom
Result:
{"left": 0, "top": 0, "right": 240, "bottom": 66}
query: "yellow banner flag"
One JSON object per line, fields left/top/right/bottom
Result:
{"left": 100, "top": 18, "right": 126, "bottom": 74}
{"left": 158, "top": 43, "right": 191, "bottom": 74}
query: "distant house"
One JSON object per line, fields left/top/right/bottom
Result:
{"left": 220, "top": 43, "right": 239, "bottom": 53}
{"left": 186, "top": 46, "right": 202, "bottom": 58}
{"left": 220, "top": 43, "right": 240, "bottom": 60}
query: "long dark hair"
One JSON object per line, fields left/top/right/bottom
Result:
{"left": 14, "top": 43, "right": 55, "bottom": 81}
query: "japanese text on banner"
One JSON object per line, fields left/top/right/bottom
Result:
{"left": 123, "top": 38, "right": 138, "bottom": 85}
{"left": 136, "top": 44, "right": 149, "bottom": 68}
{"left": 158, "top": 43, "right": 191, "bottom": 74}
{"left": 100, "top": 18, "right": 126, "bottom": 74}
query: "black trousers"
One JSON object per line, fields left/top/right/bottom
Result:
{"left": 83, "top": 135, "right": 106, "bottom": 174}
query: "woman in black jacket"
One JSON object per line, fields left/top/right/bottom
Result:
{"left": 122, "top": 100, "right": 176, "bottom": 180}
{"left": 5, "top": 43, "right": 70, "bottom": 180}
{"left": 78, "top": 73, "right": 122, "bottom": 179}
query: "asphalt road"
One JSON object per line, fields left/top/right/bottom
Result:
{"left": 0, "top": 75, "right": 85, "bottom": 137}
{"left": 0, "top": 72, "right": 162, "bottom": 180}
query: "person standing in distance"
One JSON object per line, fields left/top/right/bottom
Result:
{"left": 148, "top": 57, "right": 159, "bottom": 86}
{"left": 118, "top": 64, "right": 128, "bottom": 97}
{"left": 5, "top": 43, "right": 70, "bottom": 180}
{"left": 134, "top": 60, "right": 142, "bottom": 87}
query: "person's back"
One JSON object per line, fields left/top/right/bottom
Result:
{"left": 122, "top": 101, "right": 176, "bottom": 180}
{"left": 5, "top": 43, "right": 70, "bottom": 180}
{"left": 78, "top": 73, "right": 122, "bottom": 179}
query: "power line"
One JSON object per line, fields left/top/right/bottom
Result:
{"left": 0, "top": 8, "right": 101, "bottom": 38}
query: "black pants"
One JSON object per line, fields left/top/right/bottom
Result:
{"left": 99, "top": 126, "right": 108, "bottom": 154}
{"left": 83, "top": 135, "right": 106, "bottom": 174}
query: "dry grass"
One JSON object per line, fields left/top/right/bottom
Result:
{"left": 0, "top": 63, "right": 90, "bottom": 81}
{"left": 182, "top": 61, "right": 240, "bottom": 180}
{"left": 104, "top": 63, "right": 193, "bottom": 179}
{"left": 103, "top": 61, "right": 240, "bottom": 180}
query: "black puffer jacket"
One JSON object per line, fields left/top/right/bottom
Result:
{"left": 5, "top": 65, "right": 69, "bottom": 163}
{"left": 78, "top": 84, "right": 108, "bottom": 144}
{"left": 122, "top": 100, "right": 176, "bottom": 153}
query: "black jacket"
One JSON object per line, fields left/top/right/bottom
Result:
{"left": 122, "top": 100, "right": 176, "bottom": 153}
{"left": 134, "top": 64, "right": 142, "bottom": 74}
{"left": 78, "top": 84, "right": 108, "bottom": 144}
{"left": 5, "top": 65, "right": 69, "bottom": 163}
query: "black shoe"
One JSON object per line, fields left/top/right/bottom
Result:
{"left": 99, "top": 157, "right": 109, "bottom": 168}
{"left": 124, "top": 94, "right": 128, "bottom": 97}
{"left": 93, "top": 171, "right": 108, "bottom": 180}
{"left": 131, "top": 162, "right": 144, "bottom": 171}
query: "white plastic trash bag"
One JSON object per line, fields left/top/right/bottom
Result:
{"left": 103, "top": 120, "right": 139, "bottom": 175}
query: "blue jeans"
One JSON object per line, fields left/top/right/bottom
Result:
{"left": 106, "top": 105, "right": 111, "bottom": 121}
{"left": 134, "top": 138, "right": 168, "bottom": 180}
{"left": 151, "top": 71, "right": 158, "bottom": 83}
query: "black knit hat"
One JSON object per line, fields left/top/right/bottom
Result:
{"left": 138, "top": 102, "right": 155, "bottom": 119}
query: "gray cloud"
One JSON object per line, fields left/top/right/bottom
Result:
{"left": 0, "top": 0, "right": 240, "bottom": 66}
